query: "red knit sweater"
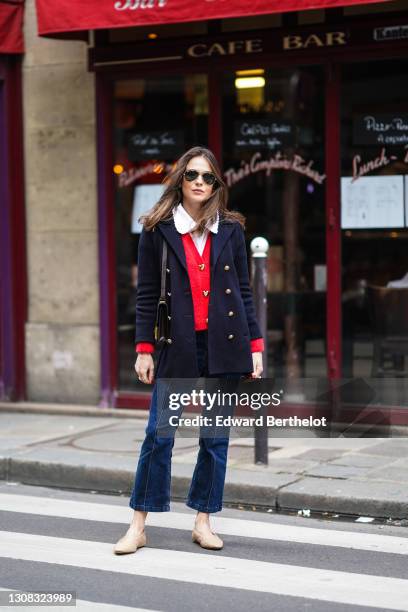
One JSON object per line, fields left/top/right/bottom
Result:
{"left": 136, "top": 232, "right": 264, "bottom": 353}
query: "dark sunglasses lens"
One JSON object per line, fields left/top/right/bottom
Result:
{"left": 184, "top": 170, "right": 198, "bottom": 181}
{"left": 203, "top": 173, "right": 216, "bottom": 185}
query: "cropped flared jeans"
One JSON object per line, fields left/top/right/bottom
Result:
{"left": 129, "top": 330, "right": 243, "bottom": 514}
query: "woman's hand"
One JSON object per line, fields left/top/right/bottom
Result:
{"left": 251, "top": 351, "right": 263, "bottom": 379}
{"left": 135, "top": 353, "right": 155, "bottom": 385}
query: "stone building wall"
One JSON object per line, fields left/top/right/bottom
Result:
{"left": 23, "top": 0, "right": 100, "bottom": 403}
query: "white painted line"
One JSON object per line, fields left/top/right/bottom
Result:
{"left": 0, "top": 493, "right": 407, "bottom": 556}
{"left": 0, "top": 532, "right": 408, "bottom": 611}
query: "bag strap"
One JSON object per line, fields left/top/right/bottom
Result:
{"left": 160, "top": 240, "right": 168, "bottom": 301}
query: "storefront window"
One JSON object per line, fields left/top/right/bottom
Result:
{"left": 113, "top": 75, "right": 208, "bottom": 390}
{"left": 341, "top": 60, "right": 408, "bottom": 385}
{"left": 222, "top": 66, "right": 326, "bottom": 380}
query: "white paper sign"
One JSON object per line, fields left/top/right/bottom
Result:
{"left": 405, "top": 176, "right": 408, "bottom": 227}
{"left": 314, "top": 265, "right": 327, "bottom": 292}
{"left": 341, "top": 175, "right": 404, "bottom": 229}
{"left": 52, "top": 351, "right": 73, "bottom": 370}
{"left": 131, "top": 184, "right": 165, "bottom": 234}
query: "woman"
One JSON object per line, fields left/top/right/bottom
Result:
{"left": 114, "top": 146, "right": 264, "bottom": 555}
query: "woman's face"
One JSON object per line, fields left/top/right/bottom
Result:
{"left": 181, "top": 155, "right": 215, "bottom": 207}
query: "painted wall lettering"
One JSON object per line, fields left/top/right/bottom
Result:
{"left": 119, "top": 162, "right": 173, "bottom": 187}
{"left": 350, "top": 147, "right": 408, "bottom": 181}
{"left": 224, "top": 151, "right": 326, "bottom": 187}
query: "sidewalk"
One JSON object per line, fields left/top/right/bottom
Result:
{"left": 1, "top": 401, "right": 408, "bottom": 520}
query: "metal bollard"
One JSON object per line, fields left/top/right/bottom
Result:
{"left": 250, "top": 236, "right": 269, "bottom": 465}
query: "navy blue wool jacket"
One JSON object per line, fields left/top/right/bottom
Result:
{"left": 135, "top": 215, "right": 263, "bottom": 378}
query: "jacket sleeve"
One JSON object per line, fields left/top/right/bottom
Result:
{"left": 233, "top": 224, "right": 263, "bottom": 344}
{"left": 134, "top": 228, "right": 161, "bottom": 346}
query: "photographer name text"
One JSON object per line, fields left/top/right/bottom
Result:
{"left": 168, "top": 415, "right": 327, "bottom": 428}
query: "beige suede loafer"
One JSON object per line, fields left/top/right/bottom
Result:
{"left": 113, "top": 527, "right": 146, "bottom": 555}
{"left": 192, "top": 527, "right": 223, "bottom": 550}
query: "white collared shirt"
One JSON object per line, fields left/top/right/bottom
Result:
{"left": 172, "top": 203, "right": 219, "bottom": 256}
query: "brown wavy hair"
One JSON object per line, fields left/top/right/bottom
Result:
{"left": 138, "top": 146, "right": 245, "bottom": 233}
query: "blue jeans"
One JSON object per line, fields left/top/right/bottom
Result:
{"left": 129, "top": 330, "right": 243, "bottom": 513}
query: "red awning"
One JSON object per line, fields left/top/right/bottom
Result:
{"left": 36, "top": 0, "right": 392, "bottom": 37}
{"left": 0, "top": 0, "right": 24, "bottom": 53}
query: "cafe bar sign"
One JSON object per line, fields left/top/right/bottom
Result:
{"left": 89, "top": 16, "right": 408, "bottom": 70}
{"left": 283, "top": 31, "right": 347, "bottom": 50}
{"left": 187, "top": 39, "right": 262, "bottom": 57}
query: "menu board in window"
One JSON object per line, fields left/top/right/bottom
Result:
{"left": 341, "top": 175, "right": 404, "bottom": 229}
{"left": 128, "top": 130, "right": 184, "bottom": 161}
{"left": 234, "top": 120, "right": 294, "bottom": 151}
{"left": 353, "top": 114, "right": 408, "bottom": 146}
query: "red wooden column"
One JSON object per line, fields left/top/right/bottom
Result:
{"left": 95, "top": 74, "right": 118, "bottom": 407}
{"left": 0, "top": 56, "right": 27, "bottom": 401}
{"left": 325, "top": 62, "right": 342, "bottom": 381}
{"left": 208, "top": 72, "right": 222, "bottom": 168}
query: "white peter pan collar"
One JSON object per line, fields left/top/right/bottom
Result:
{"left": 173, "top": 203, "right": 219, "bottom": 235}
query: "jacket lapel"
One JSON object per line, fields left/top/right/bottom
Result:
{"left": 157, "top": 216, "right": 235, "bottom": 274}
{"left": 157, "top": 218, "right": 187, "bottom": 272}
{"left": 211, "top": 219, "right": 235, "bottom": 270}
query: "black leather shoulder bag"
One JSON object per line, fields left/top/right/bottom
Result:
{"left": 154, "top": 239, "right": 170, "bottom": 344}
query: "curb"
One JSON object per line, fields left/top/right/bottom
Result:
{"left": 0, "top": 402, "right": 149, "bottom": 419}
{"left": 277, "top": 486, "right": 408, "bottom": 519}
{"left": 2, "top": 456, "right": 407, "bottom": 520}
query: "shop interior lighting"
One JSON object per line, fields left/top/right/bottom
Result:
{"left": 235, "top": 76, "right": 265, "bottom": 89}
{"left": 148, "top": 33, "right": 158, "bottom": 39}
{"left": 153, "top": 163, "right": 164, "bottom": 174}
{"left": 113, "top": 164, "right": 124, "bottom": 174}
{"left": 235, "top": 69, "right": 265, "bottom": 76}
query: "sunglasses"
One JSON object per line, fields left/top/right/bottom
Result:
{"left": 183, "top": 169, "right": 217, "bottom": 186}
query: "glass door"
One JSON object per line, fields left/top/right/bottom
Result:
{"left": 221, "top": 66, "right": 326, "bottom": 381}
{"left": 113, "top": 75, "right": 209, "bottom": 391}
{"left": 340, "top": 59, "right": 408, "bottom": 404}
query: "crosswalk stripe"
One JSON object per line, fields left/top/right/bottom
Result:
{"left": 0, "top": 589, "right": 158, "bottom": 612}
{"left": 0, "top": 493, "right": 407, "bottom": 556}
{"left": 1, "top": 531, "right": 408, "bottom": 610}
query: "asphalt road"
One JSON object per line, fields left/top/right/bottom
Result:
{"left": 0, "top": 482, "right": 408, "bottom": 612}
